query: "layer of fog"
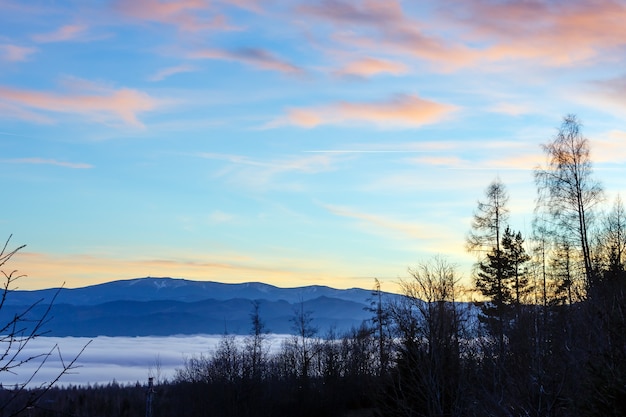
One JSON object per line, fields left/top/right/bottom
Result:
{"left": 2, "top": 335, "right": 291, "bottom": 388}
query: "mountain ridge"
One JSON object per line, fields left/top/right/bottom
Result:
{"left": 2, "top": 277, "right": 400, "bottom": 337}
{"left": 5, "top": 277, "right": 385, "bottom": 305}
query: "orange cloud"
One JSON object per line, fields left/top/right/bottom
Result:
{"left": 273, "top": 94, "right": 456, "bottom": 129}
{"left": 32, "top": 24, "right": 88, "bottom": 43}
{"left": 334, "top": 57, "right": 408, "bottom": 77}
{"left": 11, "top": 250, "right": 381, "bottom": 291}
{"left": 0, "top": 84, "right": 160, "bottom": 126}
{"left": 0, "top": 44, "right": 37, "bottom": 62}
{"left": 189, "top": 47, "right": 302, "bottom": 74}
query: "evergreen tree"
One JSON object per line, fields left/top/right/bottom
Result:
{"left": 501, "top": 227, "right": 531, "bottom": 308}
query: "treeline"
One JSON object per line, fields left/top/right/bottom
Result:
{"left": 3, "top": 114, "right": 626, "bottom": 416}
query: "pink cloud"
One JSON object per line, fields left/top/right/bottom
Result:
{"left": 299, "top": 0, "right": 626, "bottom": 71}
{"left": 189, "top": 47, "right": 302, "bottom": 74}
{"left": 334, "top": 57, "right": 408, "bottom": 77}
{"left": 32, "top": 24, "right": 88, "bottom": 43}
{"left": 0, "top": 44, "right": 37, "bottom": 62}
{"left": 449, "top": 0, "right": 626, "bottom": 66}
{"left": 299, "top": 0, "right": 476, "bottom": 70}
{"left": 5, "top": 158, "right": 93, "bottom": 169}
{"left": 116, "top": 0, "right": 233, "bottom": 32}
{"left": 0, "top": 84, "right": 160, "bottom": 126}
{"left": 273, "top": 94, "right": 456, "bottom": 129}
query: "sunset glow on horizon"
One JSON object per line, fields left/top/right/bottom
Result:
{"left": 2, "top": 0, "right": 626, "bottom": 291}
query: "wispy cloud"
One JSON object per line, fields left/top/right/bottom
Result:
{"left": 299, "top": 0, "right": 475, "bottom": 71}
{"left": 189, "top": 47, "right": 302, "bottom": 74}
{"left": 334, "top": 57, "right": 408, "bottom": 77}
{"left": 4, "top": 157, "right": 93, "bottom": 169}
{"left": 115, "top": 0, "right": 234, "bottom": 32}
{"left": 148, "top": 63, "right": 197, "bottom": 81}
{"left": 448, "top": 0, "right": 626, "bottom": 66}
{"left": 0, "top": 44, "right": 37, "bottom": 62}
{"left": 0, "top": 81, "right": 161, "bottom": 127}
{"left": 488, "top": 102, "right": 532, "bottom": 116}
{"left": 196, "top": 152, "right": 343, "bottom": 190}
{"left": 270, "top": 94, "right": 456, "bottom": 129}
{"left": 31, "top": 24, "right": 88, "bottom": 43}
{"left": 298, "top": 0, "right": 626, "bottom": 72}
{"left": 324, "top": 203, "right": 440, "bottom": 241}
{"left": 197, "top": 152, "right": 341, "bottom": 174}
{"left": 592, "top": 130, "right": 626, "bottom": 164}
{"left": 0, "top": 101, "right": 53, "bottom": 123}
{"left": 579, "top": 74, "right": 626, "bottom": 116}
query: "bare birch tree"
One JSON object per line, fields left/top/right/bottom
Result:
{"left": 535, "top": 114, "right": 603, "bottom": 293}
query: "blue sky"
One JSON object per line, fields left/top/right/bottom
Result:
{"left": 2, "top": 0, "right": 626, "bottom": 291}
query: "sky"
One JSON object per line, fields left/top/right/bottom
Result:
{"left": 2, "top": 0, "right": 626, "bottom": 291}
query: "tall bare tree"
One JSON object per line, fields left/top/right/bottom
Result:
{"left": 466, "top": 177, "right": 509, "bottom": 257}
{"left": 386, "top": 257, "right": 470, "bottom": 417}
{"left": 466, "top": 178, "right": 510, "bottom": 352}
{"left": 289, "top": 300, "right": 319, "bottom": 384}
{"left": 368, "top": 278, "right": 391, "bottom": 377}
{"left": 535, "top": 114, "right": 603, "bottom": 293}
{"left": 243, "top": 300, "right": 268, "bottom": 381}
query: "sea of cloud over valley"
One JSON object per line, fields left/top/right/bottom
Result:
{"left": 3, "top": 335, "right": 291, "bottom": 387}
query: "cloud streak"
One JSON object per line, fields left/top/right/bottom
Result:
{"left": 5, "top": 158, "right": 93, "bottom": 169}
{"left": 148, "top": 63, "right": 197, "bottom": 81}
{"left": 299, "top": 0, "right": 476, "bottom": 70}
{"left": 116, "top": 0, "right": 233, "bottom": 32}
{"left": 189, "top": 47, "right": 302, "bottom": 74}
{"left": 324, "top": 204, "right": 439, "bottom": 241}
{"left": 334, "top": 57, "right": 408, "bottom": 77}
{"left": 271, "top": 94, "right": 456, "bottom": 129}
{"left": 0, "top": 83, "right": 160, "bottom": 126}
{"left": 298, "top": 0, "right": 626, "bottom": 71}
{"left": 197, "top": 151, "right": 343, "bottom": 190}
{"left": 447, "top": 0, "right": 626, "bottom": 66}
{"left": 32, "top": 24, "right": 88, "bottom": 43}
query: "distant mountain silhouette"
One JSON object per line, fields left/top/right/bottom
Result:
{"left": 1, "top": 277, "right": 401, "bottom": 337}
